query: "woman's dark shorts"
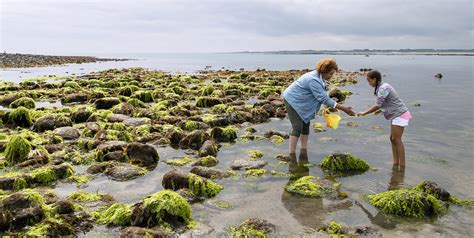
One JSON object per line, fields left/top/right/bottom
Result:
{"left": 284, "top": 99, "right": 310, "bottom": 136}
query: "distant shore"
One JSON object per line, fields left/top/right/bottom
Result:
{"left": 0, "top": 53, "right": 129, "bottom": 68}
{"left": 235, "top": 49, "right": 474, "bottom": 56}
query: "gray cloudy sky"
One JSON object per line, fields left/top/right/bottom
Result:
{"left": 1, "top": 0, "right": 472, "bottom": 54}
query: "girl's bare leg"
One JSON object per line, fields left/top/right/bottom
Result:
{"left": 390, "top": 125, "right": 405, "bottom": 166}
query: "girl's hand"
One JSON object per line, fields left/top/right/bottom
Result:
{"left": 357, "top": 112, "right": 366, "bottom": 117}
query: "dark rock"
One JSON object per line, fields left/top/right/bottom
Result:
{"left": 125, "top": 142, "right": 159, "bottom": 167}
{"left": 53, "top": 126, "right": 80, "bottom": 140}
{"left": 179, "top": 130, "right": 209, "bottom": 150}
{"left": 263, "top": 130, "right": 289, "bottom": 139}
{"left": 54, "top": 200, "right": 75, "bottom": 214}
{"left": 62, "top": 93, "right": 89, "bottom": 104}
{"left": 34, "top": 115, "right": 73, "bottom": 132}
{"left": 251, "top": 107, "right": 270, "bottom": 123}
{"left": 94, "top": 97, "right": 120, "bottom": 109}
{"left": 329, "top": 88, "right": 346, "bottom": 103}
{"left": 87, "top": 161, "right": 116, "bottom": 174}
{"left": 0, "top": 191, "right": 46, "bottom": 230}
{"left": 112, "top": 103, "right": 135, "bottom": 115}
{"left": 72, "top": 107, "right": 93, "bottom": 123}
{"left": 416, "top": 181, "right": 451, "bottom": 201}
{"left": 198, "top": 140, "right": 219, "bottom": 157}
{"left": 104, "top": 163, "right": 146, "bottom": 181}
{"left": 190, "top": 166, "right": 231, "bottom": 180}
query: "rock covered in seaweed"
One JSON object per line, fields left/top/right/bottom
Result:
{"left": 320, "top": 153, "right": 370, "bottom": 174}
{"left": 162, "top": 170, "right": 223, "bottom": 198}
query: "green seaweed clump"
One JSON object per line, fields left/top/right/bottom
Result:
{"left": 320, "top": 153, "right": 370, "bottom": 173}
{"left": 285, "top": 176, "right": 332, "bottom": 198}
{"left": 10, "top": 97, "right": 36, "bottom": 109}
{"left": 367, "top": 189, "right": 446, "bottom": 218}
{"left": 189, "top": 174, "right": 223, "bottom": 197}
{"left": 5, "top": 135, "right": 32, "bottom": 164}
{"left": 248, "top": 150, "right": 263, "bottom": 160}
{"left": 7, "top": 106, "right": 33, "bottom": 127}
{"left": 164, "top": 157, "right": 194, "bottom": 166}
{"left": 94, "top": 203, "right": 134, "bottom": 226}
{"left": 244, "top": 169, "right": 267, "bottom": 177}
{"left": 140, "top": 189, "right": 193, "bottom": 228}
{"left": 31, "top": 164, "right": 74, "bottom": 185}
{"left": 67, "top": 191, "right": 102, "bottom": 202}
{"left": 318, "top": 221, "right": 345, "bottom": 237}
{"left": 228, "top": 218, "right": 275, "bottom": 238}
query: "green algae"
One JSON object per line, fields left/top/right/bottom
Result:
{"left": 164, "top": 157, "right": 194, "bottom": 166}
{"left": 269, "top": 135, "right": 284, "bottom": 144}
{"left": 141, "top": 190, "right": 193, "bottom": 227}
{"left": 67, "top": 191, "right": 102, "bottom": 202}
{"left": 285, "top": 176, "right": 333, "bottom": 198}
{"left": 189, "top": 174, "right": 223, "bottom": 197}
{"left": 248, "top": 150, "right": 264, "bottom": 160}
{"left": 5, "top": 135, "right": 32, "bottom": 164}
{"left": 367, "top": 189, "right": 446, "bottom": 218}
{"left": 244, "top": 169, "right": 267, "bottom": 177}
{"left": 10, "top": 97, "right": 36, "bottom": 109}
{"left": 7, "top": 106, "right": 33, "bottom": 127}
{"left": 318, "top": 221, "right": 345, "bottom": 237}
{"left": 94, "top": 203, "right": 134, "bottom": 226}
{"left": 320, "top": 153, "right": 370, "bottom": 173}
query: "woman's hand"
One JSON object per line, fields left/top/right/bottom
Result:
{"left": 342, "top": 106, "right": 356, "bottom": 116}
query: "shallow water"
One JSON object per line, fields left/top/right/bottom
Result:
{"left": 1, "top": 54, "right": 473, "bottom": 237}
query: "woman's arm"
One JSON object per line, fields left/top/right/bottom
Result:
{"left": 358, "top": 105, "right": 380, "bottom": 116}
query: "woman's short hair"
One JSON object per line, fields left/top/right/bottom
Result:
{"left": 316, "top": 59, "right": 338, "bottom": 74}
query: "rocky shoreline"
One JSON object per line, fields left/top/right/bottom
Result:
{"left": 0, "top": 53, "right": 128, "bottom": 68}
{"left": 0, "top": 67, "right": 472, "bottom": 236}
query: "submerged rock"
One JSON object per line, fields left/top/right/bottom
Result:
{"left": 191, "top": 156, "right": 218, "bottom": 167}
{"left": 228, "top": 218, "right": 276, "bottom": 237}
{"left": 285, "top": 176, "right": 341, "bottom": 198}
{"left": 230, "top": 159, "right": 267, "bottom": 170}
{"left": 104, "top": 163, "right": 147, "bottom": 181}
{"left": 120, "top": 227, "right": 170, "bottom": 238}
{"left": 190, "top": 166, "right": 232, "bottom": 180}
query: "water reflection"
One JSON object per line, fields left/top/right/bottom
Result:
{"left": 357, "top": 165, "right": 406, "bottom": 229}
{"left": 388, "top": 165, "right": 405, "bottom": 190}
{"left": 281, "top": 150, "right": 351, "bottom": 229}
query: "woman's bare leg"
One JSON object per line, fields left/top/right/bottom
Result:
{"left": 300, "top": 135, "right": 309, "bottom": 150}
{"left": 289, "top": 135, "right": 299, "bottom": 154}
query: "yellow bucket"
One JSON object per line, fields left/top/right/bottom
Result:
{"left": 324, "top": 111, "right": 341, "bottom": 129}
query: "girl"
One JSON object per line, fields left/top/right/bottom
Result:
{"left": 358, "top": 70, "right": 412, "bottom": 167}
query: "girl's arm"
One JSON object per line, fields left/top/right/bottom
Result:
{"left": 358, "top": 105, "right": 380, "bottom": 116}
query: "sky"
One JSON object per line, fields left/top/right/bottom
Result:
{"left": 1, "top": 0, "right": 473, "bottom": 54}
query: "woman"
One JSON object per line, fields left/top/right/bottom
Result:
{"left": 282, "top": 59, "right": 355, "bottom": 154}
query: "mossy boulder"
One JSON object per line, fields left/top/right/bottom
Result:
{"left": 61, "top": 93, "right": 89, "bottom": 104}
{"left": 250, "top": 107, "right": 270, "bottom": 123}
{"left": 53, "top": 126, "right": 80, "bottom": 140}
{"left": 230, "top": 159, "right": 267, "bottom": 170}
{"left": 367, "top": 189, "right": 446, "bottom": 218}
{"left": 228, "top": 218, "right": 275, "bottom": 238}
{"left": 94, "top": 97, "right": 121, "bottom": 109}
{"left": 112, "top": 102, "right": 135, "bottom": 115}
{"left": 34, "top": 114, "right": 72, "bottom": 132}
{"left": 329, "top": 88, "right": 347, "bottom": 103}
{"left": 5, "top": 135, "right": 32, "bottom": 164}
{"left": 125, "top": 142, "right": 159, "bottom": 168}
{"left": 10, "top": 97, "right": 35, "bottom": 109}
{"left": 178, "top": 130, "right": 209, "bottom": 150}
{"left": 210, "top": 126, "right": 238, "bottom": 142}
{"left": 196, "top": 97, "right": 223, "bottom": 108}
{"left": 94, "top": 190, "right": 193, "bottom": 230}
{"left": 285, "top": 176, "right": 340, "bottom": 198}
{"left": 320, "top": 153, "right": 370, "bottom": 174}
{"left": 318, "top": 221, "right": 346, "bottom": 237}
{"left": 5, "top": 106, "right": 33, "bottom": 127}
{"left": 132, "top": 90, "right": 154, "bottom": 103}
{"left": 190, "top": 166, "right": 232, "bottom": 180}
{"left": 104, "top": 163, "right": 147, "bottom": 181}
{"left": 198, "top": 140, "right": 219, "bottom": 157}
{"left": 0, "top": 190, "right": 46, "bottom": 231}
{"left": 71, "top": 107, "right": 94, "bottom": 123}
{"left": 18, "top": 149, "right": 51, "bottom": 168}
{"left": 191, "top": 155, "right": 218, "bottom": 167}
{"left": 162, "top": 170, "right": 223, "bottom": 198}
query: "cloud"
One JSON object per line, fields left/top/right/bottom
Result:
{"left": 1, "top": 0, "right": 472, "bottom": 53}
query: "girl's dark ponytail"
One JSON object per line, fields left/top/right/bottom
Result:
{"left": 367, "top": 70, "right": 382, "bottom": 95}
